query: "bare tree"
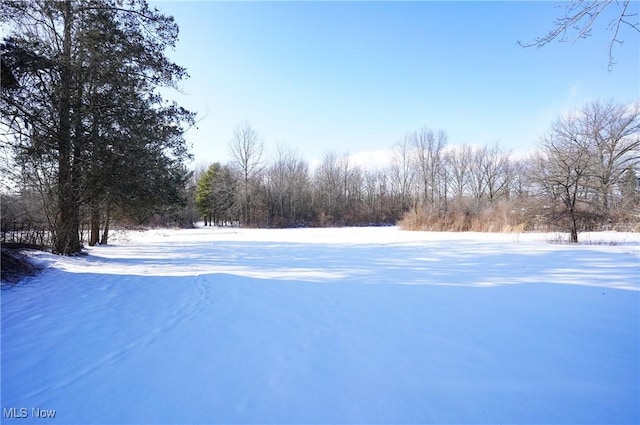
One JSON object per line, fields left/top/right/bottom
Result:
{"left": 264, "top": 145, "right": 312, "bottom": 227}
{"left": 469, "top": 145, "right": 490, "bottom": 204}
{"left": 211, "top": 164, "right": 240, "bottom": 226}
{"left": 390, "top": 134, "right": 416, "bottom": 216}
{"left": 314, "top": 151, "right": 343, "bottom": 225}
{"left": 339, "top": 155, "right": 364, "bottom": 224}
{"left": 580, "top": 100, "right": 640, "bottom": 217}
{"left": 482, "top": 142, "right": 512, "bottom": 203}
{"left": 510, "top": 159, "right": 531, "bottom": 199}
{"left": 446, "top": 144, "right": 473, "bottom": 200}
{"left": 229, "top": 122, "right": 264, "bottom": 226}
{"left": 363, "top": 170, "right": 381, "bottom": 224}
{"left": 519, "top": 0, "right": 640, "bottom": 70}
{"left": 530, "top": 115, "right": 595, "bottom": 243}
{"left": 413, "top": 128, "right": 448, "bottom": 207}
{"left": 458, "top": 142, "right": 514, "bottom": 219}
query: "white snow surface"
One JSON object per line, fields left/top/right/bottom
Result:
{"left": 2, "top": 226, "right": 639, "bottom": 424}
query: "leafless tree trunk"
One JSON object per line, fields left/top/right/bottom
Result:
{"left": 390, "top": 135, "right": 416, "bottom": 217}
{"left": 314, "top": 152, "right": 354, "bottom": 225}
{"left": 447, "top": 144, "right": 472, "bottom": 200}
{"left": 229, "top": 122, "right": 263, "bottom": 226}
{"left": 338, "top": 155, "right": 364, "bottom": 224}
{"left": 530, "top": 116, "right": 595, "bottom": 243}
{"left": 264, "top": 145, "right": 312, "bottom": 226}
{"left": 483, "top": 142, "right": 512, "bottom": 203}
{"left": 469, "top": 145, "right": 489, "bottom": 205}
{"left": 412, "top": 128, "right": 447, "bottom": 208}
{"left": 363, "top": 170, "right": 379, "bottom": 223}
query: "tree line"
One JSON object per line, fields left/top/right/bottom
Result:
{"left": 1, "top": 2, "right": 637, "bottom": 251}
{"left": 195, "top": 100, "right": 639, "bottom": 242}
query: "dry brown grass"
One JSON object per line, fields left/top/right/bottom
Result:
{"left": 399, "top": 200, "right": 532, "bottom": 233}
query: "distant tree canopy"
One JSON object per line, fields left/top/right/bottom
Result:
{"left": 0, "top": 0, "right": 194, "bottom": 254}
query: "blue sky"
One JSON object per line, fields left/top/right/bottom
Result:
{"left": 152, "top": 1, "right": 639, "bottom": 168}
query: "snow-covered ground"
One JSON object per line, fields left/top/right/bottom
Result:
{"left": 2, "top": 227, "right": 639, "bottom": 424}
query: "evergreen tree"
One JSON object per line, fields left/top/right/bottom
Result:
{"left": 195, "top": 163, "right": 238, "bottom": 226}
{"left": 1, "top": 0, "right": 193, "bottom": 253}
{"left": 195, "top": 163, "right": 218, "bottom": 226}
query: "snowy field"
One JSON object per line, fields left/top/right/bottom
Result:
{"left": 2, "top": 226, "right": 639, "bottom": 424}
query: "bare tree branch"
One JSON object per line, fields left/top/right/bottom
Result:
{"left": 519, "top": 0, "right": 639, "bottom": 71}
